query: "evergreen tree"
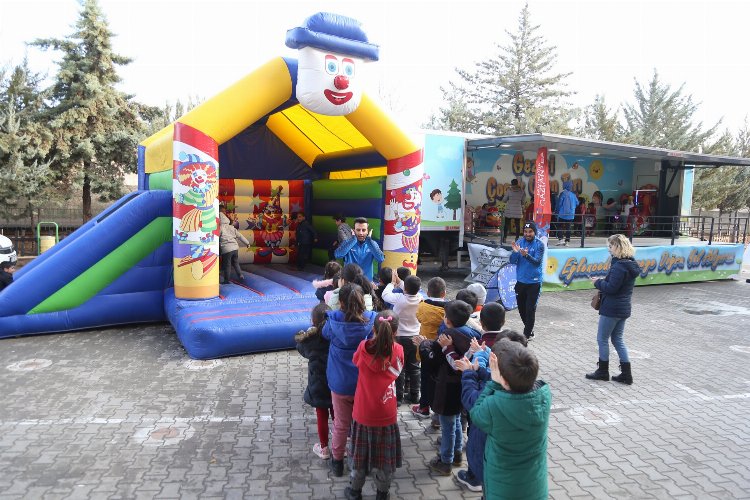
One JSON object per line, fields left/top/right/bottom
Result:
{"left": 432, "top": 3, "right": 574, "bottom": 135}
{"left": 444, "top": 178, "right": 462, "bottom": 220}
{"left": 423, "top": 83, "right": 479, "bottom": 133}
{"left": 0, "top": 61, "right": 55, "bottom": 224}
{"left": 32, "top": 0, "right": 150, "bottom": 222}
{"left": 577, "top": 95, "right": 622, "bottom": 142}
{"left": 622, "top": 70, "right": 719, "bottom": 151}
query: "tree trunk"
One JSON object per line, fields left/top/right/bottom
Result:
{"left": 83, "top": 172, "right": 92, "bottom": 223}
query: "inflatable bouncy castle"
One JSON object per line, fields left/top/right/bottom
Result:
{"left": 0, "top": 13, "right": 423, "bottom": 359}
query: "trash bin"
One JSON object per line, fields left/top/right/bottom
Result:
{"left": 39, "top": 235, "right": 56, "bottom": 254}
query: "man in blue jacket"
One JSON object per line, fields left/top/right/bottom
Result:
{"left": 555, "top": 180, "right": 579, "bottom": 246}
{"left": 510, "top": 221, "right": 545, "bottom": 340}
{"left": 334, "top": 217, "right": 385, "bottom": 281}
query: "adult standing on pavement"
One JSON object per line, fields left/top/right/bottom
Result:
{"left": 586, "top": 234, "right": 640, "bottom": 384}
{"left": 330, "top": 215, "right": 353, "bottom": 260}
{"left": 509, "top": 221, "right": 545, "bottom": 341}
{"left": 501, "top": 178, "right": 525, "bottom": 243}
{"left": 334, "top": 217, "right": 385, "bottom": 282}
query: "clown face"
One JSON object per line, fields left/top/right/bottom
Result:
{"left": 296, "top": 47, "right": 363, "bottom": 116}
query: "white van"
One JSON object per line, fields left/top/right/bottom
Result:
{"left": 0, "top": 234, "right": 18, "bottom": 265}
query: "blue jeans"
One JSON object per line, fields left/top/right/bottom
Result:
{"left": 439, "top": 414, "right": 462, "bottom": 464}
{"left": 597, "top": 315, "right": 629, "bottom": 363}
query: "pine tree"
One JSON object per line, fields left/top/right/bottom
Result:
{"left": 622, "top": 70, "right": 718, "bottom": 151}
{"left": 423, "top": 83, "right": 480, "bottom": 133}
{"left": 432, "top": 3, "right": 574, "bottom": 135}
{"left": 577, "top": 95, "right": 622, "bottom": 142}
{"left": 444, "top": 179, "right": 462, "bottom": 220}
{"left": 32, "top": 0, "right": 150, "bottom": 222}
{"left": 0, "top": 61, "right": 55, "bottom": 225}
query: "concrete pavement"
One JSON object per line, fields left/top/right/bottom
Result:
{"left": 0, "top": 267, "right": 748, "bottom": 499}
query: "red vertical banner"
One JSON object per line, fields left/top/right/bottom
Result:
{"left": 533, "top": 147, "right": 551, "bottom": 239}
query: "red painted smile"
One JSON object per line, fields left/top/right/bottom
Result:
{"left": 324, "top": 89, "right": 353, "bottom": 105}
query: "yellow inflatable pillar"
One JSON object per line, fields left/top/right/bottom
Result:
{"left": 172, "top": 123, "right": 220, "bottom": 299}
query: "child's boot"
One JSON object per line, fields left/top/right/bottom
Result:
{"left": 611, "top": 362, "right": 633, "bottom": 385}
{"left": 375, "top": 490, "right": 390, "bottom": 500}
{"left": 330, "top": 458, "right": 344, "bottom": 477}
{"left": 344, "top": 487, "right": 363, "bottom": 500}
{"left": 585, "top": 360, "right": 609, "bottom": 381}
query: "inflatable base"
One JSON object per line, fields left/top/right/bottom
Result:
{"left": 166, "top": 264, "right": 322, "bottom": 359}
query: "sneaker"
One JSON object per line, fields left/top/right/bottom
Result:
{"left": 428, "top": 456, "right": 452, "bottom": 476}
{"left": 456, "top": 470, "right": 483, "bottom": 492}
{"left": 452, "top": 451, "right": 463, "bottom": 465}
{"left": 411, "top": 404, "right": 430, "bottom": 418}
{"left": 344, "top": 487, "right": 363, "bottom": 500}
{"left": 556, "top": 239, "right": 565, "bottom": 246}
{"left": 330, "top": 458, "right": 344, "bottom": 477}
{"left": 526, "top": 331, "right": 535, "bottom": 342}
{"left": 313, "top": 442, "right": 330, "bottom": 459}
{"left": 562, "top": 241, "right": 569, "bottom": 246}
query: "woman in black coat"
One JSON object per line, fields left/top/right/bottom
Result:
{"left": 586, "top": 234, "right": 640, "bottom": 384}
{"left": 295, "top": 303, "right": 334, "bottom": 459}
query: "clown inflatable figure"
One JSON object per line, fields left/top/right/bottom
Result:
{"left": 286, "top": 12, "right": 379, "bottom": 116}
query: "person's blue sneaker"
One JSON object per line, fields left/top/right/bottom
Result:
{"left": 455, "top": 469, "right": 482, "bottom": 492}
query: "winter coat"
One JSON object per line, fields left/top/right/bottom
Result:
{"left": 461, "top": 367, "right": 492, "bottom": 484}
{"left": 295, "top": 326, "right": 332, "bottom": 409}
{"left": 502, "top": 185, "right": 526, "bottom": 219}
{"left": 595, "top": 256, "right": 641, "bottom": 319}
{"left": 0, "top": 270, "right": 13, "bottom": 292}
{"left": 219, "top": 213, "right": 249, "bottom": 254}
{"left": 431, "top": 324, "right": 482, "bottom": 416}
{"left": 352, "top": 339, "right": 404, "bottom": 426}
{"left": 555, "top": 184, "right": 579, "bottom": 221}
{"left": 509, "top": 237, "right": 545, "bottom": 284}
{"left": 416, "top": 299, "right": 446, "bottom": 340}
{"left": 470, "top": 380, "right": 552, "bottom": 500}
{"left": 295, "top": 219, "right": 317, "bottom": 245}
{"left": 334, "top": 237, "right": 385, "bottom": 281}
{"left": 321, "top": 309, "right": 376, "bottom": 396}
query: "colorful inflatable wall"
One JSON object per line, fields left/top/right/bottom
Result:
{"left": 0, "top": 13, "right": 424, "bottom": 359}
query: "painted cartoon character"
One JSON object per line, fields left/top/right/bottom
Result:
{"left": 390, "top": 186, "right": 422, "bottom": 253}
{"left": 466, "top": 156, "right": 476, "bottom": 182}
{"left": 429, "top": 188, "right": 445, "bottom": 219}
{"left": 257, "top": 186, "right": 288, "bottom": 257}
{"left": 174, "top": 153, "right": 219, "bottom": 280}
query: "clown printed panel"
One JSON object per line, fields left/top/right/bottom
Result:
{"left": 218, "top": 179, "right": 305, "bottom": 264}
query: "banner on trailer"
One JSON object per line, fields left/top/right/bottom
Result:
{"left": 172, "top": 123, "right": 220, "bottom": 299}
{"left": 420, "top": 134, "right": 464, "bottom": 231}
{"left": 466, "top": 243, "right": 512, "bottom": 285}
{"left": 533, "top": 147, "right": 551, "bottom": 242}
{"left": 543, "top": 243, "right": 744, "bottom": 290}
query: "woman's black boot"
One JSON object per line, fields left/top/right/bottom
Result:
{"left": 585, "top": 360, "right": 610, "bottom": 381}
{"left": 612, "top": 362, "right": 632, "bottom": 385}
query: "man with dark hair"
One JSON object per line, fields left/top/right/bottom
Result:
{"left": 510, "top": 221, "right": 545, "bottom": 341}
{"left": 293, "top": 212, "right": 317, "bottom": 271}
{"left": 330, "top": 215, "right": 352, "bottom": 259}
{"left": 334, "top": 217, "right": 384, "bottom": 281}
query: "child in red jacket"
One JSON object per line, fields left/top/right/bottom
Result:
{"left": 345, "top": 311, "right": 405, "bottom": 500}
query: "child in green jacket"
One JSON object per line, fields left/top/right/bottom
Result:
{"left": 469, "top": 339, "right": 552, "bottom": 500}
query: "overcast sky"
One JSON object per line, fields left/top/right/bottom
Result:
{"left": 2, "top": 0, "right": 748, "bottom": 135}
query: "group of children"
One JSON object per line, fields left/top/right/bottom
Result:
{"left": 296, "top": 261, "right": 553, "bottom": 499}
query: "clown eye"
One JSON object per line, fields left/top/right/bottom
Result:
{"left": 325, "top": 55, "right": 338, "bottom": 75}
{"left": 342, "top": 58, "right": 355, "bottom": 77}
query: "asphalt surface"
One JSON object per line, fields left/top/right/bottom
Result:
{"left": 1, "top": 262, "right": 749, "bottom": 499}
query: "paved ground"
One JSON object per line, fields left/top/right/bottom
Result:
{"left": 1, "top": 262, "right": 749, "bottom": 499}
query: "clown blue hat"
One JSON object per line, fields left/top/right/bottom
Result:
{"left": 286, "top": 12, "right": 380, "bottom": 61}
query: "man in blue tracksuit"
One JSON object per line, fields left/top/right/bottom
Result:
{"left": 334, "top": 217, "right": 385, "bottom": 282}
{"left": 509, "top": 221, "right": 545, "bottom": 340}
{"left": 555, "top": 180, "right": 579, "bottom": 246}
